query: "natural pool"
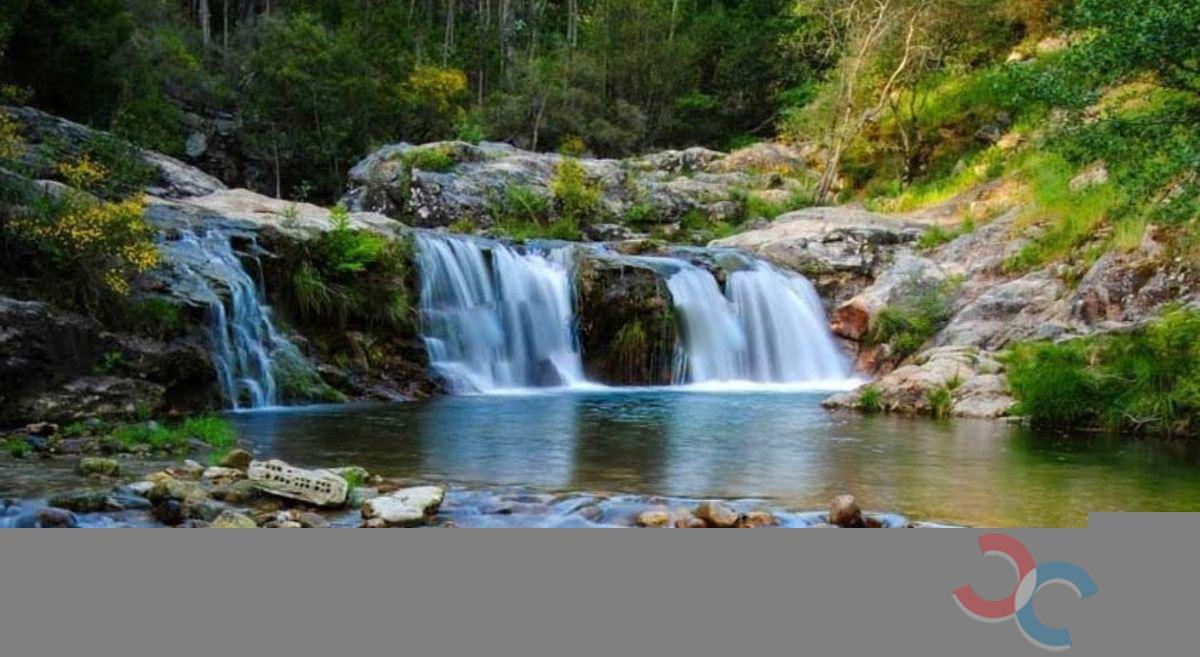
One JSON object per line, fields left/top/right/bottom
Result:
{"left": 224, "top": 388, "right": 1200, "bottom": 528}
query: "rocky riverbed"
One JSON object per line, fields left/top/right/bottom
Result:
{"left": 0, "top": 420, "right": 939, "bottom": 529}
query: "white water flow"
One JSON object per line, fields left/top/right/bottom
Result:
{"left": 416, "top": 234, "right": 586, "bottom": 392}
{"left": 667, "top": 261, "right": 850, "bottom": 386}
{"left": 171, "top": 231, "right": 304, "bottom": 409}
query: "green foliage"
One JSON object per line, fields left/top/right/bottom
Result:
{"left": 94, "top": 350, "right": 126, "bottom": 375}
{"left": 289, "top": 213, "right": 413, "bottom": 330}
{"left": 928, "top": 386, "right": 954, "bottom": 420}
{"left": 551, "top": 155, "right": 603, "bottom": 225}
{"left": 4, "top": 437, "right": 30, "bottom": 458}
{"left": 916, "top": 219, "right": 976, "bottom": 250}
{"left": 110, "top": 414, "right": 236, "bottom": 453}
{"left": 868, "top": 278, "right": 960, "bottom": 359}
{"left": 858, "top": 386, "right": 884, "bottom": 414}
{"left": 1006, "top": 307, "right": 1200, "bottom": 436}
{"left": 124, "top": 297, "right": 184, "bottom": 340}
{"left": 340, "top": 468, "right": 367, "bottom": 490}
{"left": 402, "top": 147, "right": 456, "bottom": 173}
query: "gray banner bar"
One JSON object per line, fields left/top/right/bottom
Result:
{"left": 2, "top": 519, "right": 1196, "bottom": 656}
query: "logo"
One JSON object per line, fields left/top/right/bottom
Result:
{"left": 953, "top": 534, "right": 1098, "bottom": 651}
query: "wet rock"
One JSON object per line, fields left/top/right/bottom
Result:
{"left": 75, "top": 457, "right": 120, "bottom": 477}
{"left": 211, "top": 510, "right": 257, "bottom": 528}
{"left": 219, "top": 449, "right": 253, "bottom": 470}
{"left": 672, "top": 507, "right": 708, "bottom": 528}
{"left": 361, "top": 486, "right": 445, "bottom": 527}
{"left": 172, "top": 460, "right": 206, "bottom": 479}
{"left": 738, "top": 511, "right": 778, "bottom": 528}
{"left": 23, "top": 435, "right": 49, "bottom": 453}
{"left": 211, "top": 479, "right": 263, "bottom": 505}
{"left": 296, "top": 512, "right": 330, "bottom": 529}
{"left": 152, "top": 500, "right": 186, "bottom": 526}
{"left": 147, "top": 476, "right": 209, "bottom": 508}
{"left": 48, "top": 490, "right": 112, "bottom": 513}
{"left": 696, "top": 501, "right": 741, "bottom": 528}
{"left": 277, "top": 521, "right": 303, "bottom": 528}
{"left": 25, "top": 422, "right": 58, "bottom": 436}
{"left": 23, "top": 507, "right": 80, "bottom": 528}
{"left": 248, "top": 460, "right": 349, "bottom": 507}
{"left": 829, "top": 495, "right": 866, "bottom": 528}
{"left": 124, "top": 481, "right": 156, "bottom": 497}
{"left": 636, "top": 508, "right": 672, "bottom": 528}
{"left": 202, "top": 466, "right": 245, "bottom": 486}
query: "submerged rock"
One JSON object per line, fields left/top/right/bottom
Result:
{"left": 248, "top": 459, "right": 349, "bottom": 507}
{"left": 17, "top": 507, "right": 80, "bottom": 528}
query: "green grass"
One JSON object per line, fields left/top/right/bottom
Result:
{"left": 927, "top": 386, "right": 954, "bottom": 420}
{"left": 1005, "top": 307, "right": 1200, "bottom": 437}
{"left": 858, "top": 386, "right": 883, "bottom": 414}
{"left": 109, "top": 415, "right": 238, "bottom": 453}
{"left": 1006, "top": 153, "right": 1124, "bottom": 272}
{"left": 868, "top": 278, "right": 960, "bottom": 359}
{"left": 916, "top": 218, "right": 976, "bottom": 250}
{"left": 402, "top": 146, "right": 456, "bottom": 173}
{"left": 4, "top": 437, "right": 31, "bottom": 458}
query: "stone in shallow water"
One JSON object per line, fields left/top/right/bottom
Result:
{"left": 202, "top": 466, "right": 245, "bottom": 486}
{"left": 636, "top": 507, "right": 671, "bottom": 528}
{"left": 829, "top": 494, "right": 866, "bottom": 528}
{"left": 673, "top": 507, "right": 707, "bottom": 528}
{"left": 248, "top": 459, "right": 348, "bottom": 507}
{"left": 211, "top": 510, "right": 257, "bottom": 528}
{"left": 75, "top": 457, "right": 120, "bottom": 477}
{"left": 361, "top": 486, "right": 445, "bottom": 527}
{"left": 738, "top": 511, "right": 778, "bottom": 528}
{"left": 219, "top": 449, "right": 253, "bottom": 470}
{"left": 696, "top": 501, "right": 740, "bottom": 528}
{"left": 15, "top": 507, "right": 79, "bottom": 528}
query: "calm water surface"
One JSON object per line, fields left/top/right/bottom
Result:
{"left": 228, "top": 389, "right": 1200, "bottom": 527}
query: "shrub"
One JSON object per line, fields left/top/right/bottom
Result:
{"left": 927, "top": 386, "right": 954, "bottom": 420}
{"left": 858, "top": 386, "right": 883, "bottom": 414}
{"left": 288, "top": 207, "right": 413, "bottom": 329}
{"left": 868, "top": 278, "right": 959, "bottom": 359}
{"left": 402, "top": 146, "right": 456, "bottom": 173}
{"left": 1005, "top": 307, "right": 1200, "bottom": 436}
{"left": 5, "top": 437, "right": 30, "bottom": 458}
{"left": 551, "top": 155, "right": 602, "bottom": 225}
{"left": 124, "top": 297, "right": 183, "bottom": 340}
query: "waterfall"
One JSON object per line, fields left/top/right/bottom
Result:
{"left": 666, "top": 260, "right": 849, "bottom": 385}
{"left": 415, "top": 233, "right": 585, "bottom": 392}
{"left": 168, "top": 230, "right": 305, "bottom": 409}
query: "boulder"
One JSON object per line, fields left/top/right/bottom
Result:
{"left": 248, "top": 459, "right": 349, "bottom": 507}
{"left": 672, "top": 507, "right": 708, "bottom": 528}
{"left": 202, "top": 466, "right": 245, "bottom": 486}
{"left": 75, "top": 457, "right": 121, "bottom": 477}
{"left": 360, "top": 486, "right": 445, "bottom": 527}
{"left": 219, "top": 448, "right": 254, "bottom": 470}
{"left": 48, "top": 490, "right": 112, "bottom": 513}
{"left": 829, "top": 495, "right": 866, "bottom": 528}
{"left": 152, "top": 500, "right": 186, "bottom": 526}
{"left": 738, "top": 511, "right": 779, "bottom": 528}
{"left": 25, "top": 507, "right": 80, "bottom": 528}
{"left": 210, "top": 510, "right": 257, "bottom": 528}
{"left": 25, "top": 422, "right": 58, "bottom": 437}
{"left": 695, "top": 501, "right": 741, "bottom": 528}
{"left": 635, "top": 508, "right": 672, "bottom": 528}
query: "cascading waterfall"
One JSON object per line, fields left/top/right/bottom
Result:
{"left": 168, "top": 230, "right": 306, "bottom": 409}
{"left": 415, "top": 233, "right": 586, "bottom": 392}
{"left": 666, "top": 260, "right": 849, "bottom": 386}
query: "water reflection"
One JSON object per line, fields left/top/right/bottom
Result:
{"left": 228, "top": 391, "right": 1200, "bottom": 527}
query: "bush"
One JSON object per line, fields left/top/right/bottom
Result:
{"left": 551, "top": 155, "right": 602, "bottom": 225}
{"left": 4, "top": 437, "right": 30, "bottom": 458}
{"left": 858, "top": 386, "right": 883, "bottom": 414}
{"left": 868, "top": 278, "right": 959, "bottom": 359}
{"left": 402, "top": 146, "right": 456, "bottom": 173}
{"left": 1006, "top": 308, "right": 1200, "bottom": 436}
{"left": 288, "top": 206, "right": 413, "bottom": 329}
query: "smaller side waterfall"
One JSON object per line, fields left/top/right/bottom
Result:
{"left": 168, "top": 231, "right": 305, "bottom": 409}
{"left": 665, "top": 258, "right": 849, "bottom": 386}
{"left": 416, "top": 234, "right": 586, "bottom": 392}
{"left": 666, "top": 266, "right": 747, "bottom": 384}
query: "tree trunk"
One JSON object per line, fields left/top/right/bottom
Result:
{"left": 199, "top": 0, "right": 212, "bottom": 51}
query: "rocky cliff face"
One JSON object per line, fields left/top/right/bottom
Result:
{"left": 341, "top": 140, "right": 813, "bottom": 235}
